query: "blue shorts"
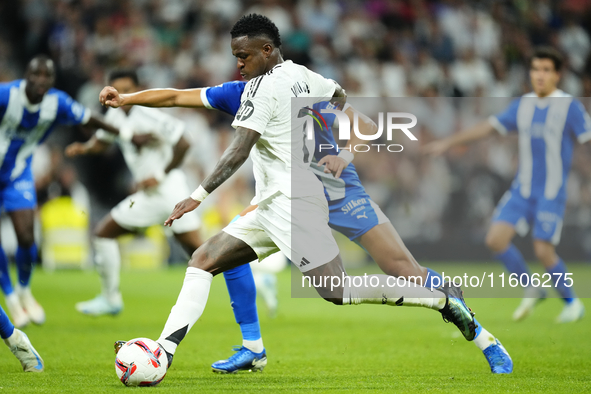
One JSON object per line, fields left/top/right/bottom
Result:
{"left": 0, "top": 166, "right": 37, "bottom": 212}
{"left": 492, "top": 189, "right": 565, "bottom": 245}
{"left": 327, "top": 189, "right": 389, "bottom": 241}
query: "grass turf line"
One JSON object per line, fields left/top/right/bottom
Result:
{"left": 0, "top": 263, "right": 589, "bottom": 393}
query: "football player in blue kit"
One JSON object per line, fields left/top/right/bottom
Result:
{"left": 0, "top": 55, "right": 143, "bottom": 328}
{"left": 100, "top": 78, "right": 512, "bottom": 374}
{"left": 425, "top": 47, "right": 586, "bottom": 323}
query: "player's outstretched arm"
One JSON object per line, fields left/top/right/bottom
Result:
{"left": 164, "top": 127, "right": 260, "bottom": 227}
{"left": 423, "top": 119, "right": 497, "bottom": 156}
{"left": 65, "top": 136, "right": 111, "bottom": 157}
{"left": 99, "top": 86, "right": 205, "bottom": 109}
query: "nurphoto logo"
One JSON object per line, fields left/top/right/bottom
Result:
{"left": 301, "top": 106, "right": 418, "bottom": 153}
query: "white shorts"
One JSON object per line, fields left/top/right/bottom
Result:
{"left": 111, "top": 169, "right": 201, "bottom": 234}
{"left": 223, "top": 193, "right": 339, "bottom": 272}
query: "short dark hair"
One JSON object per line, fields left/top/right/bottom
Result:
{"left": 530, "top": 46, "right": 564, "bottom": 71}
{"left": 108, "top": 69, "right": 139, "bottom": 86}
{"left": 230, "top": 13, "right": 281, "bottom": 49}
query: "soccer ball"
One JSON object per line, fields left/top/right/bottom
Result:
{"left": 115, "top": 338, "right": 167, "bottom": 387}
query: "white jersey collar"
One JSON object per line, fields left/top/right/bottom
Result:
{"left": 527, "top": 89, "right": 567, "bottom": 108}
{"left": 19, "top": 80, "right": 42, "bottom": 112}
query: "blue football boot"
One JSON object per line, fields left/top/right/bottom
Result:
{"left": 483, "top": 339, "right": 513, "bottom": 374}
{"left": 439, "top": 282, "right": 477, "bottom": 341}
{"left": 211, "top": 346, "right": 267, "bottom": 373}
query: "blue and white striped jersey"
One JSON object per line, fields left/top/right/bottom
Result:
{"left": 0, "top": 79, "right": 90, "bottom": 182}
{"left": 489, "top": 90, "right": 591, "bottom": 201}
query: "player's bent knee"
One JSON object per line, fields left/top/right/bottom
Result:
{"left": 533, "top": 241, "right": 555, "bottom": 264}
{"left": 188, "top": 247, "right": 210, "bottom": 270}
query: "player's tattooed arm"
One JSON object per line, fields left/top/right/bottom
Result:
{"left": 201, "top": 127, "right": 260, "bottom": 193}
{"left": 164, "top": 128, "right": 259, "bottom": 227}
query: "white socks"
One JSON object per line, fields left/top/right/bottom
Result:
{"left": 473, "top": 327, "right": 496, "bottom": 351}
{"left": 243, "top": 338, "right": 265, "bottom": 353}
{"left": 93, "top": 237, "right": 121, "bottom": 303}
{"left": 342, "top": 275, "right": 446, "bottom": 310}
{"left": 158, "top": 267, "right": 213, "bottom": 355}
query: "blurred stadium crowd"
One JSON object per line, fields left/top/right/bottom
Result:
{"left": 1, "top": 0, "right": 591, "bottom": 261}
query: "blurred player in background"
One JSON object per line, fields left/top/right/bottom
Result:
{"left": 425, "top": 47, "right": 587, "bottom": 323}
{"left": 103, "top": 79, "right": 513, "bottom": 374}
{"left": 0, "top": 56, "right": 124, "bottom": 328}
{"left": 66, "top": 69, "right": 202, "bottom": 316}
{"left": 0, "top": 304, "right": 43, "bottom": 372}
{"left": 104, "top": 14, "right": 487, "bottom": 377}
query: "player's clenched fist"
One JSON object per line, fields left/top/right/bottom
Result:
{"left": 99, "top": 86, "right": 124, "bottom": 108}
{"left": 317, "top": 155, "right": 348, "bottom": 179}
{"left": 164, "top": 197, "right": 200, "bottom": 227}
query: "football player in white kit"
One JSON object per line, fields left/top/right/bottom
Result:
{"left": 102, "top": 14, "right": 477, "bottom": 373}
{"left": 66, "top": 70, "right": 202, "bottom": 316}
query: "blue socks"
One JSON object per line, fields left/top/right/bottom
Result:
{"left": 224, "top": 264, "right": 261, "bottom": 341}
{"left": 0, "top": 246, "right": 14, "bottom": 296}
{"left": 495, "top": 244, "right": 530, "bottom": 279}
{"left": 0, "top": 244, "right": 38, "bottom": 295}
{"left": 424, "top": 268, "right": 442, "bottom": 289}
{"left": 497, "top": 244, "right": 575, "bottom": 303}
{"left": 547, "top": 258, "right": 575, "bottom": 303}
{"left": 0, "top": 305, "right": 15, "bottom": 339}
{"left": 16, "top": 244, "right": 38, "bottom": 287}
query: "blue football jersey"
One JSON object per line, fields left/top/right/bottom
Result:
{"left": 202, "top": 81, "right": 363, "bottom": 201}
{"left": 0, "top": 79, "right": 90, "bottom": 182}
{"left": 489, "top": 90, "right": 591, "bottom": 201}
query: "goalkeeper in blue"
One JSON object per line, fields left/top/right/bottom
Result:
{"left": 100, "top": 82, "right": 512, "bottom": 375}
{"left": 425, "top": 46, "right": 586, "bottom": 323}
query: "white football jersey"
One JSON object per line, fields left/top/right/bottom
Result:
{"left": 231, "top": 60, "right": 336, "bottom": 204}
{"left": 96, "top": 106, "right": 185, "bottom": 182}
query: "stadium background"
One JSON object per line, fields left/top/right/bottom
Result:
{"left": 1, "top": 0, "right": 591, "bottom": 265}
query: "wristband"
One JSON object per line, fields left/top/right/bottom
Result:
{"left": 153, "top": 169, "right": 166, "bottom": 182}
{"left": 337, "top": 149, "right": 354, "bottom": 165}
{"left": 119, "top": 125, "right": 133, "bottom": 142}
{"left": 190, "top": 185, "right": 209, "bottom": 202}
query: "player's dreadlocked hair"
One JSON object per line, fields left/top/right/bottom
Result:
{"left": 230, "top": 13, "right": 282, "bottom": 49}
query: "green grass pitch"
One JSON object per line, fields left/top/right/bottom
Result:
{"left": 1, "top": 263, "right": 590, "bottom": 393}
